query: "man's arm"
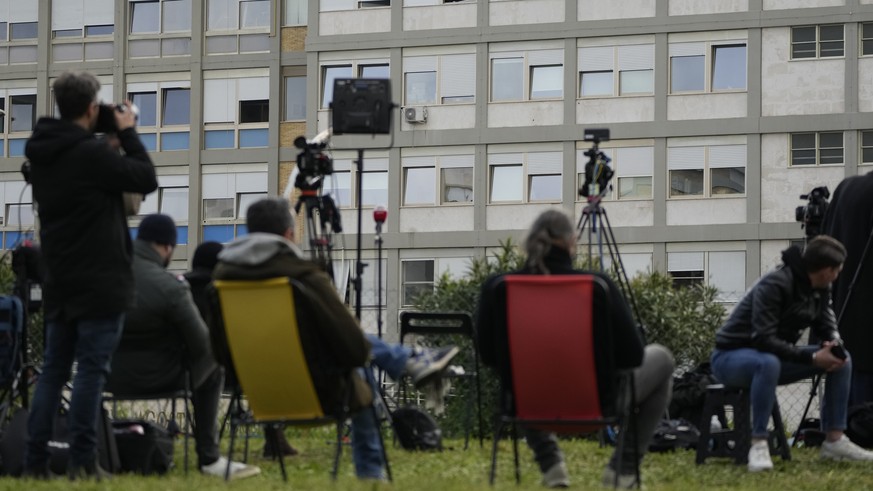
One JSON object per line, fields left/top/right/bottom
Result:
{"left": 89, "top": 127, "right": 158, "bottom": 195}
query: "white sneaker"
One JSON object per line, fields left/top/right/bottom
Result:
{"left": 601, "top": 466, "right": 638, "bottom": 489}
{"left": 201, "top": 456, "right": 261, "bottom": 480}
{"left": 821, "top": 435, "right": 873, "bottom": 461}
{"left": 747, "top": 440, "right": 773, "bottom": 472}
{"left": 542, "top": 461, "right": 570, "bottom": 488}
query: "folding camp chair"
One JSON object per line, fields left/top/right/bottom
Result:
{"left": 488, "top": 275, "right": 639, "bottom": 488}
{"left": 399, "top": 311, "right": 483, "bottom": 449}
{"left": 211, "top": 277, "right": 391, "bottom": 481}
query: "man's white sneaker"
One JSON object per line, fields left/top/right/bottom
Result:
{"left": 201, "top": 456, "right": 261, "bottom": 480}
{"left": 747, "top": 440, "right": 773, "bottom": 472}
{"left": 821, "top": 435, "right": 873, "bottom": 461}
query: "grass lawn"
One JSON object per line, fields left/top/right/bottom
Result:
{"left": 1, "top": 428, "right": 871, "bottom": 490}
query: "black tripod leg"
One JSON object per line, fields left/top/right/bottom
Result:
{"left": 792, "top": 374, "right": 821, "bottom": 447}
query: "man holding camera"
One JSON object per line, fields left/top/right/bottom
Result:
{"left": 823, "top": 174, "right": 873, "bottom": 406}
{"left": 23, "top": 71, "right": 157, "bottom": 479}
{"left": 710, "top": 236, "right": 873, "bottom": 472}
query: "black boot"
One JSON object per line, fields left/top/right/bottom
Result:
{"left": 67, "top": 460, "right": 111, "bottom": 481}
{"left": 262, "top": 425, "right": 299, "bottom": 459}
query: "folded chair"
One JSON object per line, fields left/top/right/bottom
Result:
{"left": 399, "top": 311, "right": 483, "bottom": 449}
{"left": 488, "top": 274, "right": 639, "bottom": 488}
{"left": 210, "top": 277, "right": 391, "bottom": 481}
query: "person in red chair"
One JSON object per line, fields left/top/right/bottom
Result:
{"left": 477, "top": 209, "right": 674, "bottom": 488}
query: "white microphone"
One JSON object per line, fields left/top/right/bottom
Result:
{"left": 309, "top": 127, "right": 332, "bottom": 147}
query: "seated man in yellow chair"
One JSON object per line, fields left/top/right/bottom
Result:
{"left": 213, "top": 197, "right": 457, "bottom": 480}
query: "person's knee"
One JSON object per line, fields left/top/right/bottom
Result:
{"left": 757, "top": 353, "right": 781, "bottom": 379}
{"left": 644, "top": 344, "right": 675, "bottom": 377}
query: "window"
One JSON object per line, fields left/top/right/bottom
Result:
{"left": 488, "top": 151, "right": 562, "bottom": 203}
{"left": 578, "top": 44, "right": 654, "bottom": 97}
{"left": 0, "top": 90, "right": 36, "bottom": 157}
{"left": 0, "top": 4, "right": 38, "bottom": 65}
{"left": 284, "top": 0, "right": 307, "bottom": 26}
{"left": 51, "top": 0, "right": 114, "bottom": 62}
{"left": 790, "top": 132, "right": 843, "bottom": 166}
{"left": 402, "top": 260, "right": 434, "bottom": 306}
{"left": 6, "top": 203, "right": 34, "bottom": 227}
{"left": 862, "top": 131, "right": 873, "bottom": 165}
{"left": 403, "top": 53, "right": 475, "bottom": 106}
{"left": 203, "top": 75, "right": 269, "bottom": 149}
{"left": 670, "top": 42, "right": 746, "bottom": 93}
{"left": 490, "top": 49, "right": 563, "bottom": 102}
{"left": 206, "top": 0, "right": 270, "bottom": 55}
{"left": 127, "top": 83, "right": 191, "bottom": 151}
{"left": 401, "top": 155, "right": 474, "bottom": 206}
{"left": 160, "top": 187, "right": 189, "bottom": 221}
{"left": 578, "top": 146, "right": 654, "bottom": 200}
{"left": 284, "top": 76, "right": 306, "bottom": 120}
{"left": 320, "top": 62, "right": 389, "bottom": 108}
{"left": 128, "top": 0, "right": 192, "bottom": 58}
{"left": 201, "top": 171, "right": 267, "bottom": 241}
{"left": 668, "top": 144, "right": 746, "bottom": 197}
{"left": 668, "top": 251, "right": 746, "bottom": 302}
{"left": 330, "top": 158, "right": 389, "bottom": 208}
{"left": 863, "top": 23, "right": 873, "bottom": 56}
{"left": 791, "top": 25, "right": 844, "bottom": 59}
{"left": 9, "top": 95, "right": 35, "bottom": 133}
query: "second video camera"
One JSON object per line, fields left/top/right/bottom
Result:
{"left": 795, "top": 186, "right": 830, "bottom": 238}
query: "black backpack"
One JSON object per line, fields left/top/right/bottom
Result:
{"left": 669, "top": 363, "right": 717, "bottom": 428}
{"left": 391, "top": 405, "right": 442, "bottom": 451}
{"left": 846, "top": 403, "right": 873, "bottom": 448}
{"left": 648, "top": 418, "right": 700, "bottom": 453}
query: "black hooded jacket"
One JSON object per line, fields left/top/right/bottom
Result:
{"left": 25, "top": 118, "right": 157, "bottom": 321}
{"left": 714, "top": 246, "right": 839, "bottom": 364}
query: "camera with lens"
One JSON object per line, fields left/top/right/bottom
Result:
{"left": 294, "top": 135, "right": 334, "bottom": 180}
{"left": 795, "top": 186, "right": 830, "bottom": 238}
{"left": 94, "top": 103, "right": 139, "bottom": 134}
{"left": 579, "top": 128, "right": 613, "bottom": 198}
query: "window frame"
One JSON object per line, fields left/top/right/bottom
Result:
{"left": 577, "top": 146, "right": 655, "bottom": 202}
{"left": 490, "top": 49, "right": 564, "bottom": 103}
{"left": 400, "top": 156, "right": 475, "bottom": 207}
{"left": 669, "top": 41, "right": 747, "bottom": 95}
{"left": 488, "top": 152, "right": 563, "bottom": 204}
{"left": 204, "top": 0, "right": 270, "bottom": 55}
{"left": 319, "top": 61, "right": 389, "bottom": 109}
{"left": 401, "top": 259, "right": 435, "bottom": 307}
{"left": 127, "top": 85, "right": 192, "bottom": 152}
{"left": 862, "top": 22, "right": 873, "bottom": 57}
{"left": 667, "top": 144, "right": 747, "bottom": 199}
{"left": 667, "top": 250, "right": 746, "bottom": 303}
{"left": 330, "top": 162, "right": 389, "bottom": 209}
{"left": 578, "top": 44, "right": 655, "bottom": 98}
{"left": 128, "top": 0, "right": 193, "bottom": 58}
{"left": 402, "top": 52, "right": 476, "bottom": 107}
{"left": 861, "top": 130, "right": 873, "bottom": 165}
{"left": 789, "top": 132, "right": 844, "bottom": 167}
{"left": 791, "top": 24, "right": 845, "bottom": 60}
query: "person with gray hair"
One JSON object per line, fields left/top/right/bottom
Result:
{"left": 477, "top": 209, "right": 674, "bottom": 488}
{"left": 711, "top": 235, "right": 873, "bottom": 472}
{"left": 23, "top": 71, "right": 157, "bottom": 480}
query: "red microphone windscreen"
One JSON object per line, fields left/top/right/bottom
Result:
{"left": 373, "top": 206, "right": 387, "bottom": 223}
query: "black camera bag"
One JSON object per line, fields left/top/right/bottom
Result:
{"left": 391, "top": 405, "right": 442, "bottom": 451}
{"left": 112, "top": 419, "right": 174, "bottom": 475}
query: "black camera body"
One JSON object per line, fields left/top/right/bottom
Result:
{"left": 94, "top": 103, "right": 136, "bottom": 134}
{"left": 294, "top": 136, "right": 334, "bottom": 182}
{"left": 795, "top": 186, "right": 830, "bottom": 238}
{"left": 579, "top": 128, "right": 613, "bottom": 198}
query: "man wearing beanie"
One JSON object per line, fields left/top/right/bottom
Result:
{"left": 107, "top": 214, "right": 259, "bottom": 480}
{"left": 23, "top": 71, "right": 157, "bottom": 480}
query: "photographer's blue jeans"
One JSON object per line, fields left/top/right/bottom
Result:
{"left": 711, "top": 346, "right": 851, "bottom": 439}
{"left": 25, "top": 313, "right": 124, "bottom": 470}
{"left": 366, "top": 334, "right": 411, "bottom": 381}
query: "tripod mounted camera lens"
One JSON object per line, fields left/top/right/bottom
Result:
{"left": 579, "top": 128, "right": 613, "bottom": 198}
{"left": 795, "top": 186, "right": 830, "bottom": 238}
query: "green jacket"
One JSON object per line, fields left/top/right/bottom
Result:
{"left": 110, "top": 240, "right": 219, "bottom": 392}
{"left": 213, "top": 233, "right": 370, "bottom": 412}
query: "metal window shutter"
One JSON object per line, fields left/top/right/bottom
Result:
{"left": 333, "top": 159, "right": 353, "bottom": 172}
{"left": 238, "top": 77, "right": 269, "bottom": 101}
{"left": 667, "top": 251, "right": 704, "bottom": 271}
{"left": 402, "top": 156, "right": 435, "bottom": 168}
{"left": 85, "top": 0, "right": 114, "bottom": 26}
{"left": 441, "top": 53, "right": 475, "bottom": 98}
{"left": 667, "top": 146, "right": 705, "bottom": 170}
{"left": 709, "top": 145, "right": 747, "bottom": 169}
{"left": 9, "top": 0, "right": 37, "bottom": 22}
{"left": 578, "top": 46, "right": 614, "bottom": 72}
{"left": 404, "top": 56, "right": 437, "bottom": 73}
{"left": 489, "top": 153, "right": 524, "bottom": 165}
{"left": 526, "top": 152, "right": 562, "bottom": 174}
{"left": 439, "top": 154, "right": 474, "bottom": 168}
{"left": 670, "top": 42, "right": 705, "bottom": 57}
{"left": 52, "top": 0, "right": 84, "bottom": 31}
{"left": 365, "top": 158, "right": 389, "bottom": 171}
{"left": 203, "top": 79, "right": 234, "bottom": 123}
{"left": 528, "top": 49, "right": 563, "bottom": 66}
{"left": 615, "top": 147, "right": 654, "bottom": 176}
{"left": 619, "top": 44, "right": 654, "bottom": 71}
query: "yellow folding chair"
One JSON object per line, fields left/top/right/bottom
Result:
{"left": 211, "top": 277, "right": 389, "bottom": 481}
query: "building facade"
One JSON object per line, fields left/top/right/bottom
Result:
{"left": 1, "top": 0, "right": 870, "bottom": 338}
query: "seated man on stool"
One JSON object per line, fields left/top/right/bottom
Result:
{"left": 212, "top": 197, "right": 458, "bottom": 481}
{"left": 711, "top": 235, "right": 873, "bottom": 472}
{"left": 107, "top": 214, "right": 260, "bottom": 480}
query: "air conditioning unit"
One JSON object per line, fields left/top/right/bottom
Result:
{"left": 403, "top": 106, "right": 427, "bottom": 124}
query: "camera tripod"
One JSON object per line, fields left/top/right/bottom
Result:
{"left": 293, "top": 175, "right": 342, "bottom": 283}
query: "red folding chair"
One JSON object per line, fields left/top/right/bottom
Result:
{"left": 488, "top": 274, "right": 639, "bottom": 488}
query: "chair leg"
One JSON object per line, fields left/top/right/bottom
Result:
{"left": 771, "top": 402, "right": 791, "bottom": 461}
{"left": 270, "top": 424, "right": 287, "bottom": 482}
{"left": 511, "top": 423, "right": 520, "bottom": 485}
{"left": 226, "top": 405, "right": 238, "bottom": 481}
{"left": 463, "top": 378, "right": 473, "bottom": 450}
{"left": 475, "top": 369, "right": 484, "bottom": 449}
{"left": 489, "top": 420, "right": 505, "bottom": 486}
{"left": 331, "top": 420, "right": 343, "bottom": 480}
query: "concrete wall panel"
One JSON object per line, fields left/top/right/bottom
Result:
{"left": 404, "top": 4, "right": 477, "bottom": 30}
{"left": 669, "top": 0, "right": 748, "bottom": 15}
{"left": 487, "top": 203, "right": 558, "bottom": 229}
{"left": 577, "top": 97, "right": 655, "bottom": 124}
{"left": 487, "top": 101, "right": 564, "bottom": 127}
{"left": 763, "top": 0, "right": 843, "bottom": 9}
{"left": 319, "top": 10, "right": 391, "bottom": 36}
{"left": 400, "top": 105, "right": 477, "bottom": 131}
{"left": 490, "top": 0, "right": 564, "bottom": 26}
{"left": 668, "top": 93, "right": 747, "bottom": 120}
{"left": 400, "top": 207, "right": 474, "bottom": 232}
{"left": 577, "top": 0, "right": 655, "bottom": 20}
{"left": 666, "top": 198, "right": 747, "bottom": 225}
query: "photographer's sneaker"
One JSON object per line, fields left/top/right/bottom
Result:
{"left": 747, "top": 440, "right": 773, "bottom": 472}
{"left": 405, "top": 346, "right": 460, "bottom": 389}
{"left": 201, "top": 457, "right": 261, "bottom": 480}
{"left": 821, "top": 435, "right": 873, "bottom": 461}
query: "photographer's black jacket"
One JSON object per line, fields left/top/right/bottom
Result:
{"left": 25, "top": 118, "right": 157, "bottom": 321}
{"left": 714, "top": 246, "right": 838, "bottom": 364}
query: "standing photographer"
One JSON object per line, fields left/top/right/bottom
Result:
{"left": 22, "top": 71, "right": 157, "bottom": 479}
{"left": 823, "top": 172, "right": 873, "bottom": 405}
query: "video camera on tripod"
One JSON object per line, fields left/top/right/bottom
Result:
{"left": 795, "top": 186, "right": 830, "bottom": 238}
{"left": 579, "top": 128, "right": 614, "bottom": 199}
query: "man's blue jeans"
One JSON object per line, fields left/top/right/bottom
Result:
{"left": 349, "top": 335, "right": 413, "bottom": 479}
{"left": 25, "top": 314, "right": 124, "bottom": 470}
{"left": 711, "top": 345, "right": 851, "bottom": 439}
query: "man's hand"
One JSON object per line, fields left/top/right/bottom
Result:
{"left": 813, "top": 341, "right": 846, "bottom": 372}
{"left": 114, "top": 100, "right": 136, "bottom": 131}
